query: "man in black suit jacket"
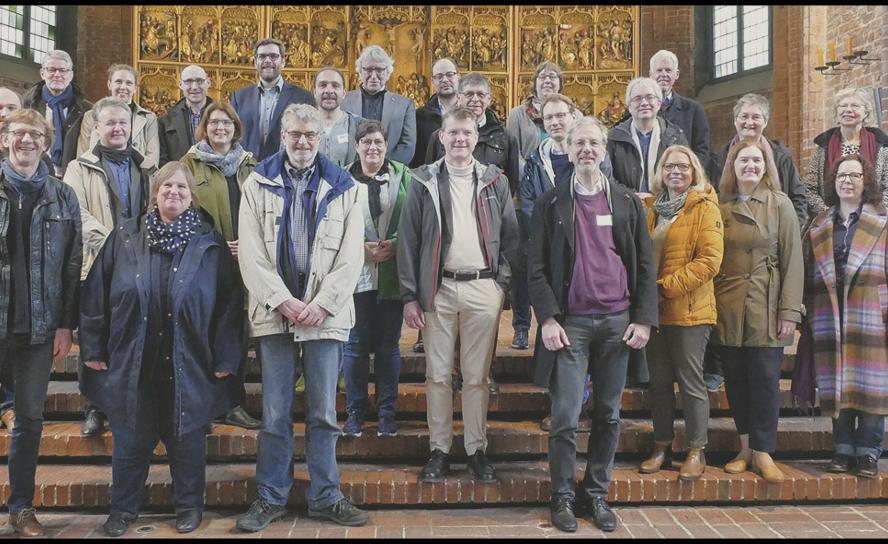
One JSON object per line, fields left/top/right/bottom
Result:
{"left": 158, "top": 64, "right": 213, "bottom": 166}
{"left": 649, "top": 49, "right": 711, "bottom": 170}
{"left": 230, "top": 38, "right": 315, "bottom": 160}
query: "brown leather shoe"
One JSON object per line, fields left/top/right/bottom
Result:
{"left": 751, "top": 453, "right": 784, "bottom": 483}
{"left": 640, "top": 441, "right": 673, "bottom": 473}
{"left": 10, "top": 508, "right": 46, "bottom": 537}
{"left": 679, "top": 448, "right": 706, "bottom": 480}
{"left": 724, "top": 451, "right": 751, "bottom": 474}
{"left": 0, "top": 408, "right": 14, "bottom": 430}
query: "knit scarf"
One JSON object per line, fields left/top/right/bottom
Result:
{"left": 724, "top": 134, "right": 781, "bottom": 190}
{"left": 96, "top": 143, "right": 133, "bottom": 165}
{"left": 193, "top": 140, "right": 247, "bottom": 178}
{"left": 653, "top": 188, "right": 688, "bottom": 220}
{"left": 41, "top": 83, "right": 74, "bottom": 165}
{"left": 827, "top": 128, "right": 878, "bottom": 172}
{"left": 349, "top": 159, "right": 390, "bottom": 222}
{"left": 2, "top": 158, "right": 48, "bottom": 198}
{"left": 145, "top": 205, "right": 201, "bottom": 254}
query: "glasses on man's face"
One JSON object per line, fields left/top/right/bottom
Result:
{"left": 542, "top": 111, "right": 570, "bottom": 123}
{"left": 42, "top": 67, "right": 71, "bottom": 75}
{"left": 836, "top": 172, "right": 864, "bottom": 182}
{"left": 182, "top": 78, "right": 207, "bottom": 87}
{"left": 285, "top": 130, "right": 319, "bottom": 142}
{"left": 736, "top": 113, "right": 765, "bottom": 123}
{"left": 432, "top": 71, "right": 457, "bottom": 81}
{"left": 207, "top": 119, "right": 234, "bottom": 127}
{"left": 461, "top": 91, "right": 488, "bottom": 100}
{"left": 8, "top": 129, "right": 45, "bottom": 141}
{"left": 663, "top": 163, "right": 691, "bottom": 173}
{"left": 630, "top": 94, "right": 660, "bottom": 106}
{"left": 537, "top": 73, "right": 559, "bottom": 81}
{"left": 361, "top": 66, "right": 387, "bottom": 76}
{"left": 256, "top": 53, "right": 281, "bottom": 62}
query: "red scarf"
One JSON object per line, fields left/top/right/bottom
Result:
{"left": 827, "top": 127, "right": 878, "bottom": 171}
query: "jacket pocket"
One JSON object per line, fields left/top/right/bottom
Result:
{"left": 879, "top": 283, "right": 888, "bottom": 323}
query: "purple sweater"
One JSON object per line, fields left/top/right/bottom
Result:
{"left": 567, "top": 190, "right": 630, "bottom": 316}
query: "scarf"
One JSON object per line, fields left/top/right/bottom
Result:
{"left": 41, "top": 83, "right": 74, "bottom": 165}
{"left": 349, "top": 159, "right": 390, "bottom": 222}
{"left": 723, "top": 134, "right": 781, "bottom": 191}
{"left": 96, "top": 143, "right": 133, "bottom": 165}
{"left": 145, "top": 205, "right": 201, "bottom": 254}
{"left": 827, "top": 128, "right": 878, "bottom": 172}
{"left": 652, "top": 188, "right": 688, "bottom": 220}
{"left": 2, "top": 158, "right": 48, "bottom": 198}
{"left": 194, "top": 140, "right": 247, "bottom": 178}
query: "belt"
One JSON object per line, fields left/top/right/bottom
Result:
{"left": 442, "top": 269, "right": 494, "bottom": 281}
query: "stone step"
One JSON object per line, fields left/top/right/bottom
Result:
{"left": 54, "top": 344, "right": 798, "bottom": 381}
{"left": 1, "top": 417, "right": 853, "bottom": 461}
{"left": 38, "top": 379, "right": 809, "bottom": 418}
{"left": 3, "top": 459, "right": 886, "bottom": 509}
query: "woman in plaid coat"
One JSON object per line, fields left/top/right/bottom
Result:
{"left": 803, "top": 153, "right": 888, "bottom": 480}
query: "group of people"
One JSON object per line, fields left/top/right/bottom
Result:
{"left": 0, "top": 37, "right": 886, "bottom": 537}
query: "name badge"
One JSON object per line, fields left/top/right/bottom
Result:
{"left": 597, "top": 214, "right": 613, "bottom": 226}
{"left": 337, "top": 133, "right": 349, "bottom": 144}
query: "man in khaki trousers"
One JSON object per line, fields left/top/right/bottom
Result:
{"left": 398, "top": 106, "right": 519, "bottom": 483}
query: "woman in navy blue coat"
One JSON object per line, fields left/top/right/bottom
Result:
{"left": 79, "top": 161, "right": 244, "bottom": 536}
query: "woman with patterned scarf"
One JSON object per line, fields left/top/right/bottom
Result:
{"left": 179, "top": 101, "right": 260, "bottom": 431}
{"left": 79, "top": 162, "right": 245, "bottom": 536}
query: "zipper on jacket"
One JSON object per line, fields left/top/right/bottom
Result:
{"left": 18, "top": 193, "right": 22, "bottom": 210}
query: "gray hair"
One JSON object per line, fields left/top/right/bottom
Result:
{"left": 567, "top": 115, "right": 609, "bottom": 148}
{"left": 42, "top": 49, "right": 73, "bottom": 69}
{"left": 355, "top": 45, "right": 394, "bottom": 75}
{"left": 733, "top": 93, "right": 771, "bottom": 123}
{"left": 91, "top": 97, "right": 131, "bottom": 123}
{"left": 280, "top": 103, "right": 321, "bottom": 131}
{"left": 458, "top": 72, "right": 490, "bottom": 94}
{"left": 625, "top": 77, "right": 662, "bottom": 105}
{"left": 834, "top": 87, "right": 874, "bottom": 126}
{"left": 649, "top": 49, "right": 679, "bottom": 72}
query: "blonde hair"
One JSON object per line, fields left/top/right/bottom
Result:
{"left": 833, "top": 87, "right": 874, "bottom": 126}
{"left": 650, "top": 145, "right": 710, "bottom": 196}
{"left": 718, "top": 140, "right": 780, "bottom": 196}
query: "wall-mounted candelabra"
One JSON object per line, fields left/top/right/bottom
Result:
{"left": 815, "top": 37, "right": 881, "bottom": 76}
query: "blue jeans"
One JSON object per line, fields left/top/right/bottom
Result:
{"left": 511, "top": 212, "right": 531, "bottom": 332}
{"left": 110, "top": 375, "right": 207, "bottom": 517}
{"left": 1, "top": 335, "right": 53, "bottom": 513}
{"left": 833, "top": 409, "right": 885, "bottom": 459}
{"left": 0, "top": 363, "right": 13, "bottom": 413}
{"left": 256, "top": 334, "right": 344, "bottom": 510}
{"left": 343, "top": 292, "right": 403, "bottom": 418}
{"left": 549, "top": 312, "right": 630, "bottom": 500}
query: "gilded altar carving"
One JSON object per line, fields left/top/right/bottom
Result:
{"left": 133, "top": 6, "right": 638, "bottom": 118}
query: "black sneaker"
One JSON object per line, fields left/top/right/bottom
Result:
{"left": 225, "top": 405, "right": 262, "bottom": 429}
{"left": 511, "top": 329, "right": 529, "bottom": 350}
{"left": 102, "top": 512, "right": 134, "bottom": 537}
{"left": 587, "top": 496, "right": 617, "bottom": 532}
{"left": 550, "top": 497, "right": 578, "bottom": 533}
{"left": 467, "top": 450, "right": 497, "bottom": 482}
{"left": 826, "top": 454, "right": 854, "bottom": 473}
{"left": 420, "top": 449, "right": 450, "bottom": 482}
{"left": 855, "top": 455, "right": 879, "bottom": 479}
{"left": 413, "top": 334, "right": 424, "bottom": 353}
{"left": 81, "top": 408, "right": 105, "bottom": 437}
{"left": 307, "top": 497, "right": 369, "bottom": 527}
{"left": 236, "top": 498, "right": 287, "bottom": 532}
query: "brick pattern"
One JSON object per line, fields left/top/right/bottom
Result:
{"left": 74, "top": 6, "right": 133, "bottom": 103}
{"left": 640, "top": 6, "right": 696, "bottom": 94}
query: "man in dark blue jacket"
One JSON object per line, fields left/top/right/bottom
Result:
{"left": 230, "top": 38, "right": 315, "bottom": 161}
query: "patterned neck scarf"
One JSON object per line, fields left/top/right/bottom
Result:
{"left": 145, "top": 205, "right": 201, "bottom": 254}
{"left": 653, "top": 188, "right": 689, "bottom": 221}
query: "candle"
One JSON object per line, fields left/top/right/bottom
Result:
{"left": 818, "top": 47, "right": 824, "bottom": 66}
{"left": 829, "top": 42, "right": 836, "bottom": 62}
{"left": 847, "top": 36, "right": 853, "bottom": 55}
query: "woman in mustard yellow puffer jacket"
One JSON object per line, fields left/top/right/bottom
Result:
{"left": 638, "top": 145, "right": 724, "bottom": 480}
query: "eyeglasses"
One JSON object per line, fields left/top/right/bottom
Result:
{"left": 207, "top": 119, "right": 234, "bottom": 127}
{"left": 256, "top": 53, "right": 281, "bottom": 62}
{"left": 836, "top": 172, "right": 864, "bottom": 182}
{"left": 358, "top": 138, "right": 386, "bottom": 147}
{"left": 432, "top": 71, "right": 458, "bottom": 81}
{"left": 736, "top": 113, "right": 765, "bottom": 123}
{"left": 42, "top": 67, "right": 71, "bottom": 75}
{"left": 7, "top": 129, "right": 45, "bottom": 140}
{"left": 542, "top": 111, "right": 570, "bottom": 123}
{"left": 461, "top": 91, "right": 488, "bottom": 100}
{"left": 284, "top": 130, "right": 319, "bottom": 142}
{"left": 360, "top": 66, "right": 388, "bottom": 76}
{"left": 663, "top": 163, "right": 691, "bottom": 173}
{"left": 182, "top": 78, "right": 207, "bottom": 86}
{"left": 537, "top": 73, "right": 559, "bottom": 81}
{"left": 630, "top": 94, "right": 661, "bottom": 106}
{"left": 837, "top": 103, "right": 863, "bottom": 110}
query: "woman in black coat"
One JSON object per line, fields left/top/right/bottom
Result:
{"left": 79, "top": 161, "right": 244, "bottom": 537}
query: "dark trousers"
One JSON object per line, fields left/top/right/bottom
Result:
{"left": 717, "top": 345, "right": 783, "bottom": 452}
{"left": 549, "top": 312, "right": 630, "bottom": 500}
{"left": 1, "top": 334, "right": 54, "bottom": 513}
{"left": 343, "top": 292, "right": 403, "bottom": 418}
{"left": 110, "top": 374, "right": 207, "bottom": 517}
{"left": 511, "top": 213, "right": 532, "bottom": 332}
{"left": 0, "top": 360, "right": 13, "bottom": 412}
{"left": 833, "top": 409, "right": 886, "bottom": 459}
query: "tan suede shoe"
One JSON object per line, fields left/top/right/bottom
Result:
{"left": 752, "top": 453, "right": 785, "bottom": 483}
{"left": 724, "top": 451, "right": 751, "bottom": 474}
{"left": 679, "top": 448, "right": 706, "bottom": 480}
{"left": 639, "top": 441, "right": 673, "bottom": 474}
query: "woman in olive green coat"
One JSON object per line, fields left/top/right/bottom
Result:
{"left": 713, "top": 139, "right": 803, "bottom": 484}
{"left": 179, "top": 100, "right": 260, "bottom": 430}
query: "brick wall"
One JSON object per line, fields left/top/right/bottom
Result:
{"left": 640, "top": 6, "right": 696, "bottom": 94}
{"left": 75, "top": 6, "right": 133, "bottom": 103}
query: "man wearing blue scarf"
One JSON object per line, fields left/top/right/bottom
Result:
{"left": 0, "top": 108, "right": 83, "bottom": 537}
{"left": 22, "top": 50, "right": 91, "bottom": 177}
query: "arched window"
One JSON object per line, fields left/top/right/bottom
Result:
{"left": 711, "top": 5, "right": 771, "bottom": 80}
